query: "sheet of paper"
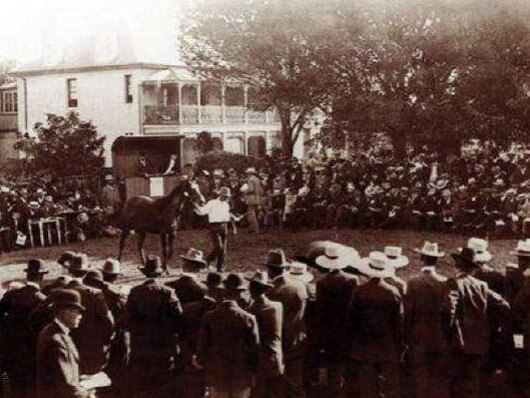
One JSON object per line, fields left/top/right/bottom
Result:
{"left": 150, "top": 176, "right": 164, "bottom": 197}
{"left": 79, "top": 372, "right": 111, "bottom": 390}
{"left": 514, "top": 334, "right": 524, "bottom": 349}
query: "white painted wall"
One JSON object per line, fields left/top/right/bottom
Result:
{"left": 17, "top": 67, "right": 160, "bottom": 166}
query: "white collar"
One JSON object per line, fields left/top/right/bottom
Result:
{"left": 421, "top": 266, "right": 436, "bottom": 272}
{"left": 26, "top": 281, "right": 40, "bottom": 289}
{"left": 54, "top": 318, "right": 70, "bottom": 334}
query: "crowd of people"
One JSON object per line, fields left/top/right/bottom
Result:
{"left": 193, "top": 143, "right": 530, "bottom": 238}
{"left": 0, "top": 175, "right": 121, "bottom": 252}
{"left": 1, "top": 237, "right": 530, "bottom": 397}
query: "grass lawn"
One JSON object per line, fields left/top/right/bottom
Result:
{"left": 0, "top": 228, "right": 520, "bottom": 288}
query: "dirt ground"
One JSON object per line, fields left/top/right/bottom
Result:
{"left": 0, "top": 227, "right": 519, "bottom": 288}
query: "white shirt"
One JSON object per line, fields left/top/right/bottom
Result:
{"left": 195, "top": 198, "right": 231, "bottom": 223}
{"left": 163, "top": 158, "right": 176, "bottom": 175}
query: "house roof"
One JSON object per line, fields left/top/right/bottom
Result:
{"left": 143, "top": 67, "right": 201, "bottom": 83}
{"left": 0, "top": 81, "right": 16, "bottom": 90}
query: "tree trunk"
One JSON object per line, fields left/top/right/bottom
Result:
{"left": 281, "top": 126, "right": 294, "bottom": 159}
{"left": 389, "top": 129, "right": 407, "bottom": 160}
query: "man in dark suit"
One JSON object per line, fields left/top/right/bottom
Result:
{"left": 67, "top": 267, "right": 115, "bottom": 376}
{"left": 265, "top": 249, "right": 308, "bottom": 398}
{"left": 505, "top": 239, "right": 530, "bottom": 305}
{"left": 36, "top": 288, "right": 91, "bottom": 398}
{"left": 512, "top": 267, "right": 530, "bottom": 397}
{"left": 195, "top": 273, "right": 259, "bottom": 398}
{"left": 0, "top": 258, "right": 48, "bottom": 398}
{"left": 248, "top": 271, "right": 284, "bottom": 398}
{"left": 405, "top": 242, "right": 451, "bottom": 398}
{"left": 166, "top": 248, "right": 208, "bottom": 304}
{"left": 314, "top": 246, "right": 359, "bottom": 396}
{"left": 348, "top": 252, "right": 404, "bottom": 398}
{"left": 445, "top": 248, "right": 510, "bottom": 398}
{"left": 122, "top": 255, "right": 183, "bottom": 397}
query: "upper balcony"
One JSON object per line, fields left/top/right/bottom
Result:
{"left": 140, "top": 68, "right": 280, "bottom": 127}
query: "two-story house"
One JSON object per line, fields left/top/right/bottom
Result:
{"left": 0, "top": 81, "right": 18, "bottom": 160}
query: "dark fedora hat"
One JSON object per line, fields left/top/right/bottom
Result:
{"left": 223, "top": 273, "right": 248, "bottom": 291}
{"left": 264, "top": 249, "right": 290, "bottom": 268}
{"left": 205, "top": 272, "right": 223, "bottom": 288}
{"left": 84, "top": 269, "right": 104, "bottom": 283}
{"left": 139, "top": 255, "right": 164, "bottom": 276}
{"left": 451, "top": 247, "right": 478, "bottom": 269}
{"left": 57, "top": 251, "right": 78, "bottom": 268}
{"left": 50, "top": 289, "right": 85, "bottom": 311}
{"left": 247, "top": 270, "right": 274, "bottom": 289}
{"left": 69, "top": 253, "right": 90, "bottom": 272}
{"left": 25, "top": 258, "right": 49, "bottom": 275}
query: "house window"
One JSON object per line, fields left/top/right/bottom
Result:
{"left": 124, "top": 74, "right": 133, "bottom": 103}
{"left": 67, "top": 78, "right": 78, "bottom": 107}
{"left": 1, "top": 91, "right": 17, "bottom": 113}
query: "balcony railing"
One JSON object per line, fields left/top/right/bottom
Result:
{"left": 143, "top": 105, "right": 279, "bottom": 126}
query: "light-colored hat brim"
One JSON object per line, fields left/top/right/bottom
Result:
{"left": 414, "top": 248, "right": 445, "bottom": 258}
{"left": 286, "top": 272, "right": 314, "bottom": 284}
{"left": 357, "top": 258, "right": 393, "bottom": 278}
{"left": 386, "top": 256, "right": 409, "bottom": 268}
{"left": 180, "top": 256, "right": 207, "bottom": 266}
{"left": 458, "top": 248, "right": 493, "bottom": 263}
{"left": 315, "top": 246, "right": 360, "bottom": 270}
{"left": 510, "top": 250, "right": 530, "bottom": 257}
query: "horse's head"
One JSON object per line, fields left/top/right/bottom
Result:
{"left": 184, "top": 179, "right": 206, "bottom": 206}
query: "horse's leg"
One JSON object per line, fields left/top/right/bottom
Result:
{"left": 161, "top": 233, "right": 168, "bottom": 270}
{"left": 166, "top": 231, "right": 175, "bottom": 274}
{"left": 137, "top": 231, "right": 147, "bottom": 266}
{"left": 117, "top": 228, "right": 129, "bottom": 261}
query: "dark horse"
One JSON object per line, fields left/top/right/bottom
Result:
{"left": 116, "top": 177, "right": 205, "bottom": 270}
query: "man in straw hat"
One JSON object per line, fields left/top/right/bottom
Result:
{"left": 194, "top": 187, "right": 233, "bottom": 272}
{"left": 265, "top": 249, "right": 308, "bottom": 398}
{"left": 195, "top": 273, "right": 259, "bottom": 398}
{"left": 122, "top": 255, "right": 183, "bottom": 397}
{"left": 347, "top": 252, "right": 403, "bottom": 398}
{"left": 405, "top": 242, "right": 450, "bottom": 398}
{"left": 36, "top": 289, "right": 89, "bottom": 398}
{"left": 314, "top": 245, "right": 360, "bottom": 396}
{"left": 166, "top": 248, "right": 208, "bottom": 305}
{"left": 247, "top": 271, "right": 284, "bottom": 398}
{"left": 0, "top": 258, "right": 48, "bottom": 398}
{"left": 444, "top": 248, "right": 509, "bottom": 398}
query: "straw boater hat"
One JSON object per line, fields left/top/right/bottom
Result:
{"left": 264, "top": 249, "right": 290, "bottom": 268}
{"left": 357, "top": 252, "right": 393, "bottom": 278}
{"left": 414, "top": 241, "right": 445, "bottom": 258}
{"left": 461, "top": 238, "right": 492, "bottom": 263}
{"left": 510, "top": 239, "right": 530, "bottom": 257}
{"left": 315, "top": 245, "right": 361, "bottom": 270}
{"left": 100, "top": 258, "right": 122, "bottom": 276}
{"left": 180, "top": 248, "right": 208, "bottom": 267}
{"left": 287, "top": 262, "right": 314, "bottom": 284}
{"left": 383, "top": 246, "right": 409, "bottom": 268}
{"left": 247, "top": 270, "right": 274, "bottom": 288}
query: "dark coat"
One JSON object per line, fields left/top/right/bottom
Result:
{"left": 513, "top": 278, "right": 530, "bottom": 348}
{"left": 316, "top": 270, "right": 358, "bottom": 360}
{"left": 67, "top": 279, "right": 115, "bottom": 375}
{"left": 504, "top": 266, "right": 526, "bottom": 305}
{"left": 122, "top": 279, "right": 182, "bottom": 359}
{"left": 197, "top": 300, "right": 259, "bottom": 390}
{"left": 349, "top": 278, "right": 404, "bottom": 363}
{"left": 405, "top": 268, "right": 450, "bottom": 356}
{"left": 248, "top": 296, "right": 284, "bottom": 376}
{"left": 267, "top": 275, "right": 308, "bottom": 357}
{"left": 473, "top": 266, "right": 505, "bottom": 296}
{"left": 444, "top": 274, "right": 510, "bottom": 355}
{"left": 36, "top": 321, "right": 89, "bottom": 398}
{"left": 0, "top": 283, "right": 46, "bottom": 371}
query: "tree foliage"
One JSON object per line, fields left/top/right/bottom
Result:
{"left": 14, "top": 112, "right": 105, "bottom": 178}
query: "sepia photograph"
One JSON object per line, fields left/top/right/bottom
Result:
{"left": 1, "top": 0, "right": 530, "bottom": 396}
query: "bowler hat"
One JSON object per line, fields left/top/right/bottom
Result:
{"left": 84, "top": 269, "right": 103, "bottom": 283}
{"left": 139, "top": 255, "right": 164, "bottom": 276}
{"left": 205, "top": 272, "right": 223, "bottom": 288}
{"left": 69, "top": 254, "right": 90, "bottom": 272}
{"left": 25, "top": 258, "right": 49, "bottom": 275}
{"left": 50, "top": 289, "right": 85, "bottom": 311}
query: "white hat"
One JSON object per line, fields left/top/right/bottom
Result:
{"left": 315, "top": 244, "right": 361, "bottom": 270}
{"left": 0, "top": 186, "right": 9, "bottom": 193}
{"left": 357, "top": 252, "right": 393, "bottom": 278}
{"left": 36, "top": 188, "right": 44, "bottom": 194}
{"left": 298, "top": 186, "right": 310, "bottom": 197}
{"left": 245, "top": 167, "right": 257, "bottom": 174}
{"left": 383, "top": 246, "right": 409, "bottom": 268}
{"left": 414, "top": 241, "right": 444, "bottom": 258}
{"left": 213, "top": 169, "right": 224, "bottom": 177}
{"left": 511, "top": 239, "right": 530, "bottom": 257}
{"left": 463, "top": 238, "right": 493, "bottom": 263}
{"left": 287, "top": 262, "right": 314, "bottom": 284}
{"left": 104, "top": 174, "right": 114, "bottom": 181}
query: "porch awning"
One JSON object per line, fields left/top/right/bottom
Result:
{"left": 143, "top": 67, "right": 201, "bottom": 83}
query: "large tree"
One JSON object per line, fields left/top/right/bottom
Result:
{"left": 179, "top": 0, "right": 362, "bottom": 158}
{"left": 14, "top": 112, "right": 105, "bottom": 178}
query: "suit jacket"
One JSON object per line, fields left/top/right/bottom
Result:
{"left": 316, "top": 270, "right": 358, "bottom": 359}
{"left": 244, "top": 175, "right": 263, "bottom": 206}
{"left": 505, "top": 267, "right": 525, "bottom": 305}
{"left": 248, "top": 296, "right": 284, "bottom": 376}
{"left": 405, "top": 268, "right": 450, "bottom": 356}
{"left": 0, "top": 283, "right": 46, "bottom": 369}
{"left": 67, "top": 280, "right": 115, "bottom": 375}
{"left": 349, "top": 278, "right": 404, "bottom": 363}
{"left": 197, "top": 300, "right": 259, "bottom": 390}
{"left": 445, "top": 274, "right": 509, "bottom": 355}
{"left": 122, "top": 279, "right": 182, "bottom": 359}
{"left": 36, "top": 321, "right": 89, "bottom": 398}
{"left": 267, "top": 275, "right": 308, "bottom": 356}
{"left": 166, "top": 275, "right": 207, "bottom": 305}
{"left": 513, "top": 278, "right": 530, "bottom": 347}
{"left": 473, "top": 266, "right": 505, "bottom": 296}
